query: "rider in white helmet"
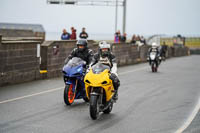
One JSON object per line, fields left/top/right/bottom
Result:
{"left": 92, "top": 41, "right": 120, "bottom": 100}
{"left": 147, "top": 42, "right": 161, "bottom": 65}
{"left": 148, "top": 42, "right": 160, "bottom": 54}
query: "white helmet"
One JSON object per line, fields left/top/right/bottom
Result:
{"left": 99, "top": 41, "right": 111, "bottom": 49}
{"left": 152, "top": 42, "right": 158, "bottom": 48}
{"left": 99, "top": 41, "right": 111, "bottom": 57}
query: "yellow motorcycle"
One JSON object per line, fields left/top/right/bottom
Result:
{"left": 84, "top": 62, "right": 116, "bottom": 120}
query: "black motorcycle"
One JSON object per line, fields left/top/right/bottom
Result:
{"left": 147, "top": 51, "right": 161, "bottom": 72}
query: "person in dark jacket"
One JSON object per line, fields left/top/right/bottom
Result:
{"left": 92, "top": 41, "right": 120, "bottom": 100}
{"left": 79, "top": 27, "right": 88, "bottom": 39}
{"left": 64, "top": 39, "right": 93, "bottom": 66}
{"left": 131, "top": 34, "right": 137, "bottom": 44}
{"left": 120, "top": 33, "right": 127, "bottom": 43}
{"left": 160, "top": 42, "right": 168, "bottom": 60}
{"left": 61, "top": 29, "right": 70, "bottom": 40}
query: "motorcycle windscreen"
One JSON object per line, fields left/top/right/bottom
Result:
{"left": 150, "top": 52, "right": 156, "bottom": 60}
{"left": 67, "top": 57, "right": 86, "bottom": 67}
{"left": 92, "top": 63, "right": 110, "bottom": 74}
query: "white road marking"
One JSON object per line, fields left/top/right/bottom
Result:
{"left": 119, "top": 66, "right": 148, "bottom": 75}
{"left": 175, "top": 98, "right": 200, "bottom": 133}
{"left": 0, "top": 87, "right": 63, "bottom": 104}
{"left": 0, "top": 66, "right": 147, "bottom": 104}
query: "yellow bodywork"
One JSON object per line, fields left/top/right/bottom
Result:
{"left": 84, "top": 69, "right": 115, "bottom": 102}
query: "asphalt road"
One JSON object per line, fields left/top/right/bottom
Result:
{"left": 0, "top": 55, "right": 200, "bottom": 133}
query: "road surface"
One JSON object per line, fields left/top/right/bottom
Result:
{"left": 0, "top": 55, "right": 200, "bottom": 133}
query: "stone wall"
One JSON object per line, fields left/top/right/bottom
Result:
{"left": 0, "top": 39, "right": 190, "bottom": 86}
{"left": 0, "top": 29, "right": 34, "bottom": 37}
{"left": 0, "top": 40, "right": 41, "bottom": 86}
{"left": 0, "top": 35, "right": 2, "bottom": 44}
{"left": 0, "top": 29, "right": 45, "bottom": 42}
{"left": 190, "top": 48, "right": 200, "bottom": 55}
{"left": 40, "top": 40, "right": 97, "bottom": 78}
{"left": 173, "top": 46, "right": 189, "bottom": 57}
{"left": 112, "top": 43, "right": 140, "bottom": 66}
{"left": 39, "top": 41, "right": 190, "bottom": 79}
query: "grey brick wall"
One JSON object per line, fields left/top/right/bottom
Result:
{"left": 0, "top": 39, "right": 190, "bottom": 86}
{"left": 0, "top": 40, "right": 40, "bottom": 86}
{"left": 0, "top": 34, "right": 2, "bottom": 43}
{"left": 40, "top": 40, "right": 97, "bottom": 78}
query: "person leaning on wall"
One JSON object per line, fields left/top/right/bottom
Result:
{"left": 79, "top": 27, "right": 88, "bottom": 39}
{"left": 120, "top": 33, "right": 127, "bottom": 43}
{"left": 61, "top": 29, "right": 71, "bottom": 40}
{"left": 70, "top": 27, "right": 77, "bottom": 40}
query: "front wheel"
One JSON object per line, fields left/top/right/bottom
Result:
{"left": 151, "top": 63, "right": 155, "bottom": 72}
{"left": 89, "top": 95, "right": 100, "bottom": 120}
{"left": 64, "top": 84, "right": 75, "bottom": 105}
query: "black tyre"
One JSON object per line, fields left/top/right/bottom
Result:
{"left": 155, "top": 67, "right": 158, "bottom": 72}
{"left": 103, "top": 103, "right": 113, "bottom": 114}
{"left": 64, "top": 84, "right": 75, "bottom": 105}
{"left": 151, "top": 63, "right": 155, "bottom": 72}
{"left": 83, "top": 96, "right": 89, "bottom": 102}
{"left": 89, "top": 95, "right": 99, "bottom": 120}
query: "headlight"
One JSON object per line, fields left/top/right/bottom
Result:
{"left": 85, "top": 80, "right": 91, "bottom": 84}
{"left": 63, "top": 71, "right": 67, "bottom": 74}
{"left": 77, "top": 68, "right": 82, "bottom": 72}
{"left": 102, "top": 81, "right": 108, "bottom": 85}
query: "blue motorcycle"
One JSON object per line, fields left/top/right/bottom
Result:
{"left": 62, "top": 57, "right": 89, "bottom": 105}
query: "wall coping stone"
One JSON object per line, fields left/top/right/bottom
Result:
{"left": 41, "top": 40, "right": 96, "bottom": 47}
{"left": 2, "top": 40, "right": 41, "bottom": 44}
{"left": 2, "top": 37, "right": 43, "bottom": 41}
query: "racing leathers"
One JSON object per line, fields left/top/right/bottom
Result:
{"left": 65, "top": 47, "right": 93, "bottom": 67}
{"left": 147, "top": 47, "right": 161, "bottom": 66}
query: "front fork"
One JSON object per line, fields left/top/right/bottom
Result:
{"left": 90, "top": 87, "right": 104, "bottom": 107}
{"left": 65, "top": 79, "right": 78, "bottom": 94}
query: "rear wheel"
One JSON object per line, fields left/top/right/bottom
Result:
{"left": 83, "top": 96, "right": 89, "bottom": 102}
{"left": 64, "top": 84, "right": 75, "bottom": 105}
{"left": 155, "top": 67, "right": 158, "bottom": 72}
{"left": 89, "top": 95, "right": 100, "bottom": 120}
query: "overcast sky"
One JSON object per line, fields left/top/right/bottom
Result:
{"left": 0, "top": 0, "right": 200, "bottom": 36}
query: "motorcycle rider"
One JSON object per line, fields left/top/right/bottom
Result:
{"left": 160, "top": 42, "right": 168, "bottom": 61}
{"left": 147, "top": 42, "right": 161, "bottom": 66}
{"left": 91, "top": 41, "right": 120, "bottom": 100}
{"left": 64, "top": 39, "right": 93, "bottom": 67}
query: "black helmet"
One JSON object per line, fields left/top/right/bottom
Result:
{"left": 76, "top": 39, "right": 88, "bottom": 52}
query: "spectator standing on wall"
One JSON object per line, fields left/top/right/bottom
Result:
{"left": 70, "top": 27, "right": 77, "bottom": 40}
{"left": 79, "top": 27, "right": 88, "bottom": 39}
{"left": 140, "top": 36, "right": 146, "bottom": 45}
{"left": 61, "top": 29, "right": 70, "bottom": 40}
{"left": 120, "top": 33, "right": 127, "bottom": 43}
{"left": 114, "top": 30, "right": 121, "bottom": 43}
{"left": 131, "top": 34, "right": 137, "bottom": 44}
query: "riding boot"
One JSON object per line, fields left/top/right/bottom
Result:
{"left": 113, "top": 89, "right": 118, "bottom": 101}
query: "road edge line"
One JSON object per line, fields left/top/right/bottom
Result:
{"left": 175, "top": 98, "right": 200, "bottom": 133}
{"left": 0, "top": 87, "right": 63, "bottom": 104}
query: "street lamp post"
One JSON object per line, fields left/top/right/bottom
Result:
{"left": 122, "top": 0, "right": 127, "bottom": 34}
{"left": 115, "top": 0, "right": 118, "bottom": 32}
